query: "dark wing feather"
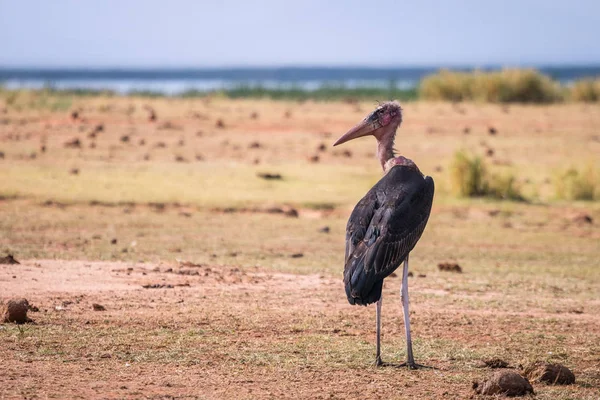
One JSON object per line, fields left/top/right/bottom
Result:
{"left": 343, "top": 166, "right": 434, "bottom": 306}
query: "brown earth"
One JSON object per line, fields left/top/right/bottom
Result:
{"left": 1, "top": 96, "right": 599, "bottom": 399}
{"left": 1, "top": 259, "right": 599, "bottom": 399}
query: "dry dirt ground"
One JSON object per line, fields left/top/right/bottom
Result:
{"left": 1, "top": 258, "right": 599, "bottom": 399}
{"left": 1, "top": 96, "right": 599, "bottom": 399}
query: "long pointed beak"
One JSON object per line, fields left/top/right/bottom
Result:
{"left": 333, "top": 120, "right": 378, "bottom": 146}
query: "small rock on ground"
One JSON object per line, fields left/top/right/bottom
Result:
{"left": 523, "top": 362, "right": 575, "bottom": 385}
{"left": 473, "top": 370, "right": 534, "bottom": 396}
{"left": 3, "top": 298, "right": 32, "bottom": 324}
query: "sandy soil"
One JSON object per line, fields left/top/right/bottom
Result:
{"left": 2, "top": 259, "right": 599, "bottom": 399}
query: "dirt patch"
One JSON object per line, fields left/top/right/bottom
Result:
{"left": 523, "top": 362, "right": 576, "bottom": 385}
{"left": 473, "top": 370, "right": 534, "bottom": 396}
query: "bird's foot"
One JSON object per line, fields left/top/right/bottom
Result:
{"left": 373, "top": 356, "right": 384, "bottom": 367}
{"left": 396, "top": 361, "right": 436, "bottom": 370}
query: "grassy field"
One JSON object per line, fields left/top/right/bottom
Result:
{"left": 1, "top": 93, "right": 599, "bottom": 399}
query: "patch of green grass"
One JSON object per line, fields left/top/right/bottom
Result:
{"left": 570, "top": 78, "right": 600, "bottom": 102}
{"left": 420, "top": 69, "right": 562, "bottom": 103}
{"left": 450, "top": 151, "right": 525, "bottom": 201}
{"left": 554, "top": 164, "right": 600, "bottom": 201}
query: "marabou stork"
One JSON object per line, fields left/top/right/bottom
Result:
{"left": 334, "top": 101, "right": 434, "bottom": 368}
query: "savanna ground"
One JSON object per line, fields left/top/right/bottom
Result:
{"left": 0, "top": 94, "right": 599, "bottom": 399}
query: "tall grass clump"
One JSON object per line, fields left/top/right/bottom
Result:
{"left": 555, "top": 165, "right": 600, "bottom": 200}
{"left": 450, "top": 151, "right": 488, "bottom": 197}
{"left": 420, "top": 69, "right": 562, "bottom": 103}
{"left": 570, "top": 78, "right": 600, "bottom": 102}
{"left": 450, "top": 150, "right": 525, "bottom": 200}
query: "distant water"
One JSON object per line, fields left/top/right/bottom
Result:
{"left": 1, "top": 66, "right": 599, "bottom": 95}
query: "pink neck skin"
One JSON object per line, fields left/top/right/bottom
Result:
{"left": 376, "top": 125, "right": 419, "bottom": 174}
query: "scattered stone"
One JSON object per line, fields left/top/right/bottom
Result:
{"left": 3, "top": 298, "right": 32, "bottom": 324}
{"left": 317, "top": 143, "right": 327, "bottom": 152}
{"left": 195, "top": 154, "right": 204, "bottom": 161}
{"left": 120, "top": 135, "right": 130, "bottom": 143}
{"left": 178, "top": 139, "right": 185, "bottom": 146}
{"left": 488, "top": 126, "right": 498, "bottom": 135}
{"left": 523, "top": 362, "right": 575, "bottom": 385}
{"left": 477, "top": 358, "right": 510, "bottom": 369}
{"left": 40, "top": 145, "right": 46, "bottom": 153}
{"left": 290, "top": 253, "right": 303, "bottom": 258}
{"left": 463, "top": 126, "right": 471, "bottom": 134}
{"left": 486, "top": 148, "right": 495, "bottom": 157}
{"left": 71, "top": 110, "right": 80, "bottom": 120}
{"left": 417, "top": 273, "right": 427, "bottom": 278}
{"left": 473, "top": 370, "right": 533, "bottom": 396}
{"left": 284, "top": 110, "right": 292, "bottom": 118}
{"left": 70, "top": 168, "right": 79, "bottom": 175}
{"left": 92, "top": 303, "right": 106, "bottom": 311}
{"left": 144, "top": 105, "right": 157, "bottom": 122}
{"left": 308, "top": 155, "right": 320, "bottom": 163}
{"left": 142, "top": 284, "right": 174, "bottom": 289}
{"left": 0, "top": 151, "right": 4, "bottom": 159}
{"left": 407, "top": 271, "right": 414, "bottom": 277}
{"left": 178, "top": 260, "right": 203, "bottom": 268}
{"left": 64, "top": 138, "right": 82, "bottom": 148}
{"left": 110, "top": 238, "right": 117, "bottom": 245}
{"left": 175, "top": 155, "right": 188, "bottom": 163}
{"left": 157, "top": 121, "right": 182, "bottom": 131}
{"left": 341, "top": 149, "right": 352, "bottom": 158}
{"left": 216, "top": 119, "right": 225, "bottom": 128}
{"left": 284, "top": 208, "right": 299, "bottom": 218}
{"left": 571, "top": 213, "right": 593, "bottom": 225}
{"left": 177, "top": 269, "right": 200, "bottom": 276}
{"left": 139, "top": 139, "right": 146, "bottom": 146}
{"left": 438, "top": 262, "right": 462, "bottom": 273}
{"left": 0, "top": 254, "right": 20, "bottom": 264}
{"left": 257, "top": 172, "right": 282, "bottom": 180}
{"left": 249, "top": 141, "right": 261, "bottom": 149}
{"left": 250, "top": 112, "right": 259, "bottom": 119}
{"left": 319, "top": 226, "right": 330, "bottom": 233}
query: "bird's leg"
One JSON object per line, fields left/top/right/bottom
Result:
{"left": 398, "top": 254, "right": 433, "bottom": 370}
{"left": 374, "top": 295, "right": 383, "bottom": 366}
{"left": 400, "top": 255, "right": 415, "bottom": 367}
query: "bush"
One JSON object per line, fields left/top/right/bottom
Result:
{"left": 555, "top": 165, "right": 599, "bottom": 200}
{"left": 450, "top": 151, "right": 525, "bottom": 201}
{"left": 570, "top": 79, "right": 600, "bottom": 102}
{"left": 420, "top": 69, "right": 562, "bottom": 103}
{"left": 450, "top": 151, "right": 488, "bottom": 197}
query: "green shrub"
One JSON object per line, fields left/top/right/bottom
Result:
{"left": 450, "top": 151, "right": 488, "bottom": 197}
{"left": 570, "top": 79, "right": 600, "bottom": 102}
{"left": 450, "top": 151, "right": 525, "bottom": 201}
{"left": 555, "top": 165, "right": 599, "bottom": 200}
{"left": 420, "top": 69, "right": 562, "bottom": 103}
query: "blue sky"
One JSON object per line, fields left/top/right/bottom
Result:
{"left": 1, "top": 0, "right": 599, "bottom": 67}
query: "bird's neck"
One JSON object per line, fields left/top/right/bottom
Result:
{"left": 377, "top": 129, "right": 397, "bottom": 172}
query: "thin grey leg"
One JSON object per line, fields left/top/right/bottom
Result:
{"left": 375, "top": 295, "right": 382, "bottom": 366}
{"left": 401, "top": 254, "right": 415, "bottom": 367}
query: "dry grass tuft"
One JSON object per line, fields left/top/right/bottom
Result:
{"left": 450, "top": 151, "right": 525, "bottom": 200}
{"left": 569, "top": 78, "right": 600, "bottom": 102}
{"left": 554, "top": 164, "right": 600, "bottom": 201}
{"left": 420, "top": 69, "right": 562, "bottom": 103}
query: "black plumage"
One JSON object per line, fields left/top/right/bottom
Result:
{"left": 343, "top": 165, "right": 434, "bottom": 306}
